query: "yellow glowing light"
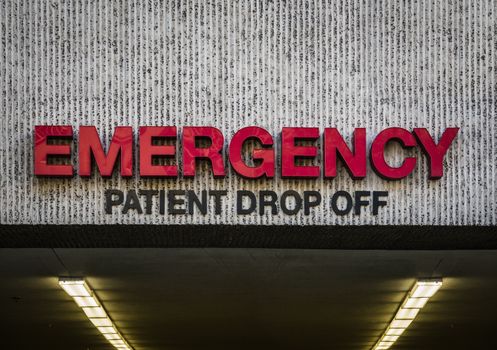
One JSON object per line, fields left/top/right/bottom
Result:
{"left": 371, "top": 279, "right": 443, "bottom": 350}
{"left": 58, "top": 277, "right": 133, "bottom": 350}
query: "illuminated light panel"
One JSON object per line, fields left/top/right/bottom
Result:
{"left": 395, "top": 308, "right": 419, "bottom": 320}
{"left": 371, "top": 279, "right": 443, "bottom": 350}
{"left": 59, "top": 277, "right": 134, "bottom": 350}
{"left": 98, "top": 326, "right": 118, "bottom": 334}
{"left": 404, "top": 297, "right": 429, "bottom": 309}
{"left": 385, "top": 328, "right": 405, "bottom": 336}
{"left": 90, "top": 317, "right": 113, "bottom": 327}
{"left": 104, "top": 333, "right": 122, "bottom": 341}
{"left": 59, "top": 279, "right": 91, "bottom": 297}
{"left": 83, "top": 306, "right": 107, "bottom": 318}
{"left": 74, "top": 296, "right": 99, "bottom": 307}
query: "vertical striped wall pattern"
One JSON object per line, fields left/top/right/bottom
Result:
{"left": 0, "top": 0, "right": 495, "bottom": 225}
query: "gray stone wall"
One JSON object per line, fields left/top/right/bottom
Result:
{"left": 1, "top": 0, "right": 495, "bottom": 225}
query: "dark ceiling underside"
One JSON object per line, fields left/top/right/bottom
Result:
{"left": 0, "top": 225, "right": 496, "bottom": 249}
{"left": 1, "top": 249, "right": 497, "bottom": 350}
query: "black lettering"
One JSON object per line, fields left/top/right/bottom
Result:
{"left": 280, "top": 190, "right": 303, "bottom": 215}
{"left": 237, "top": 190, "right": 257, "bottom": 214}
{"left": 139, "top": 190, "right": 158, "bottom": 214}
{"left": 259, "top": 190, "right": 278, "bottom": 215}
{"left": 373, "top": 191, "right": 388, "bottom": 215}
{"left": 354, "top": 191, "right": 370, "bottom": 215}
{"left": 303, "top": 191, "right": 321, "bottom": 215}
{"left": 331, "top": 191, "right": 353, "bottom": 215}
{"left": 105, "top": 189, "right": 123, "bottom": 214}
{"left": 122, "top": 190, "right": 143, "bottom": 214}
{"left": 209, "top": 190, "right": 227, "bottom": 215}
{"left": 188, "top": 190, "right": 208, "bottom": 215}
{"left": 168, "top": 190, "right": 186, "bottom": 214}
{"left": 159, "top": 190, "right": 165, "bottom": 215}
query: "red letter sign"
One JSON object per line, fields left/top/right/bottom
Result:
{"left": 414, "top": 127, "right": 459, "bottom": 179}
{"left": 324, "top": 128, "right": 366, "bottom": 179}
{"left": 281, "top": 127, "right": 320, "bottom": 178}
{"left": 34, "top": 125, "right": 73, "bottom": 176}
{"left": 79, "top": 126, "right": 133, "bottom": 177}
{"left": 182, "top": 127, "right": 225, "bottom": 177}
{"left": 229, "top": 126, "right": 275, "bottom": 178}
{"left": 371, "top": 127, "right": 417, "bottom": 179}
{"left": 139, "top": 126, "right": 178, "bottom": 177}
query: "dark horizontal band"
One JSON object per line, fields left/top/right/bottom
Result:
{"left": 0, "top": 225, "right": 496, "bottom": 249}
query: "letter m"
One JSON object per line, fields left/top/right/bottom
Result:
{"left": 79, "top": 126, "right": 133, "bottom": 177}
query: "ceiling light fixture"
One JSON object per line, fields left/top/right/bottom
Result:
{"left": 59, "top": 277, "right": 134, "bottom": 350}
{"left": 371, "top": 279, "right": 443, "bottom": 350}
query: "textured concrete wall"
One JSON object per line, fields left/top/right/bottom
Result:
{"left": 1, "top": 0, "right": 496, "bottom": 225}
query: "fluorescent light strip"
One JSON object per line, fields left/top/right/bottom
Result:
{"left": 371, "top": 279, "right": 442, "bottom": 350}
{"left": 59, "top": 277, "right": 134, "bottom": 350}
